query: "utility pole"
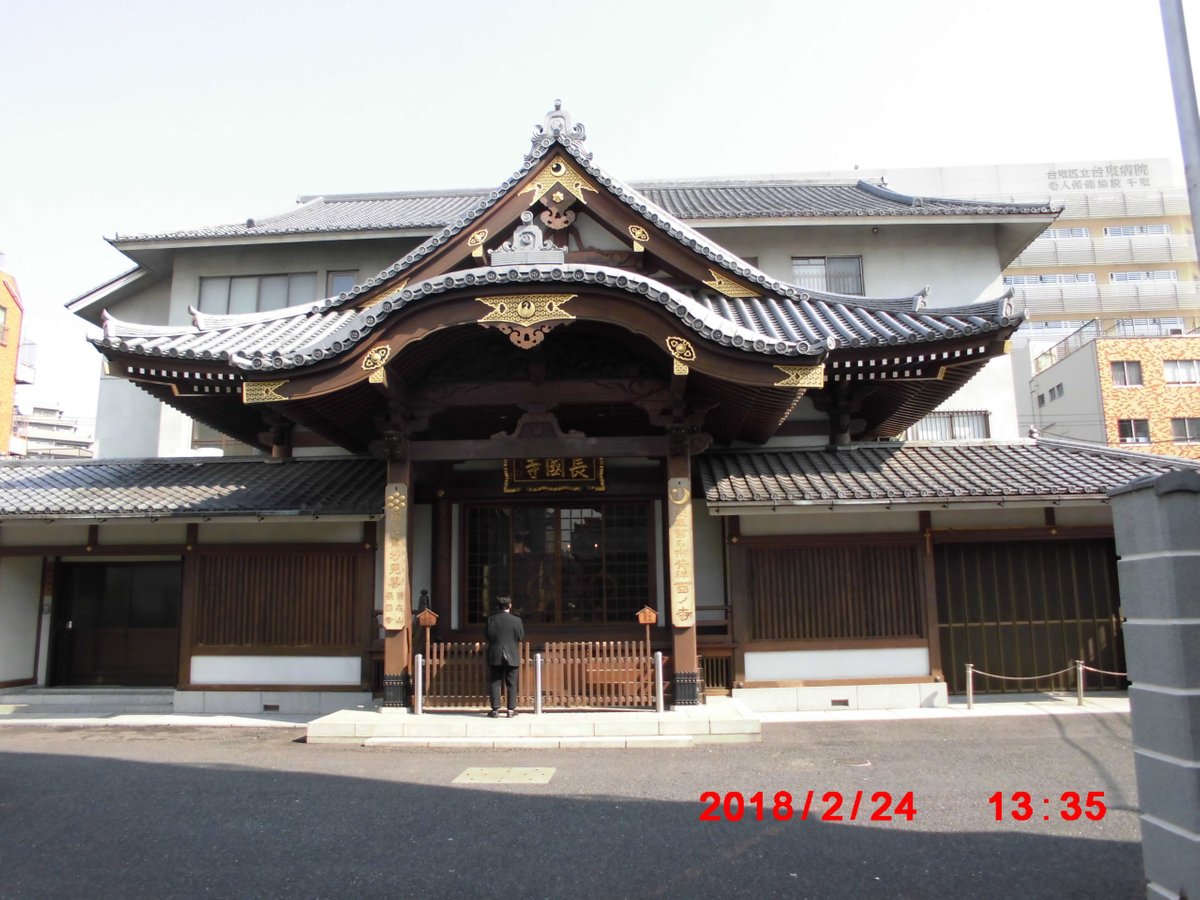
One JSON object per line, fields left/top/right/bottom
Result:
{"left": 1161, "top": 0, "right": 1200, "bottom": 242}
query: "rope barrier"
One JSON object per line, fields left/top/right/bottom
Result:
{"left": 1080, "top": 664, "right": 1128, "bottom": 678}
{"left": 965, "top": 659, "right": 1127, "bottom": 710}
{"left": 968, "top": 666, "right": 1076, "bottom": 681}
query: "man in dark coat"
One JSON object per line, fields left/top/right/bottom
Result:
{"left": 485, "top": 596, "right": 525, "bottom": 718}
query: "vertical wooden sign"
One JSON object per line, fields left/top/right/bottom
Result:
{"left": 667, "top": 477, "right": 695, "bottom": 627}
{"left": 382, "top": 482, "right": 409, "bottom": 630}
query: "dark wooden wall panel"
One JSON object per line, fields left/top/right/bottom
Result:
{"left": 936, "top": 539, "right": 1125, "bottom": 694}
{"left": 191, "top": 551, "right": 370, "bottom": 651}
{"left": 746, "top": 542, "right": 924, "bottom": 641}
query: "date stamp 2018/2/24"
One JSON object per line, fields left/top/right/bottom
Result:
{"left": 699, "top": 790, "right": 1108, "bottom": 823}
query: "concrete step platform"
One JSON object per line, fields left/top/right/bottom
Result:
{"left": 307, "top": 696, "right": 762, "bottom": 747}
{"left": 0, "top": 687, "right": 175, "bottom": 717}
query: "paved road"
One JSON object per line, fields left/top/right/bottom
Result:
{"left": 0, "top": 714, "right": 1140, "bottom": 899}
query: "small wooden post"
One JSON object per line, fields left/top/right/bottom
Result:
{"left": 636, "top": 606, "right": 658, "bottom": 653}
{"left": 416, "top": 608, "right": 438, "bottom": 693}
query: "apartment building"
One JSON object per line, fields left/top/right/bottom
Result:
{"left": 0, "top": 258, "right": 35, "bottom": 456}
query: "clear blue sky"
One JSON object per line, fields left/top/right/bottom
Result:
{"left": 2, "top": 0, "right": 1198, "bottom": 419}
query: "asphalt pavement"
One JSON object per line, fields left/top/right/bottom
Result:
{"left": 0, "top": 712, "right": 1141, "bottom": 899}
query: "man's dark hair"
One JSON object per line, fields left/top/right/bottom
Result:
{"left": 497, "top": 596, "right": 513, "bottom": 610}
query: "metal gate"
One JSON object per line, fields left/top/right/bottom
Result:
{"left": 935, "top": 538, "right": 1125, "bottom": 694}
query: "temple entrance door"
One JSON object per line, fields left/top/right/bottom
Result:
{"left": 52, "top": 562, "right": 182, "bottom": 687}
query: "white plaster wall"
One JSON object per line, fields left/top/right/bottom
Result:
{"left": 698, "top": 223, "right": 1004, "bottom": 303}
{"left": 97, "top": 523, "right": 189, "bottom": 545}
{"left": 936, "top": 355, "right": 1019, "bottom": 439}
{"left": 744, "top": 647, "right": 930, "bottom": 681}
{"left": 198, "top": 521, "right": 365, "bottom": 544}
{"left": 95, "top": 376, "right": 163, "bottom": 459}
{"left": 739, "top": 510, "right": 921, "bottom": 536}
{"left": 693, "top": 500, "right": 727, "bottom": 616}
{"left": 411, "top": 504, "right": 432, "bottom": 603}
{"left": 0, "top": 557, "right": 42, "bottom": 683}
{"left": 1054, "top": 505, "right": 1113, "bottom": 527}
{"left": 928, "top": 507, "right": 1047, "bottom": 529}
{"left": 0, "top": 523, "right": 89, "bottom": 547}
{"left": 1030, "top": 341, "right": 1104, "bottom": 443}
{"left": 190, "top": 655, "right": 360, "bottom": 685}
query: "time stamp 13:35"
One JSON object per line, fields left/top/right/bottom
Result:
{"left": 696, "top": 790, "right": 1107, "bottom": 822}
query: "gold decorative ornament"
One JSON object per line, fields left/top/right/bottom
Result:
{"left": 773, "top": 364, "right": 825, "bottom": 388}
{"left": 518, "top": 156, "right": 599, "bottom": 206}
{"left": 368, "top": 368, "right": 386, "bottom": 384}
{"left": 551, "top": 191, "right": 565, "bottom": 203}
{"left": 703, "top": 269, "right": 758, "bottom": 298}
{"left": 667, "top": 336, "right": 695, "bottom": 376}
{"left": 362, "top": 346, "right": 391, "bottom": 371}
{"left": 242, "top": 380, "right": 288, "bottom": 404}
{"left": 478, "top": 294, "right": 577, "bottom": 349}
{"left": 468, "top": 229, "right": 489, "bottom": 258}
{"left": 362, "top": 279, "right": 408, "bottom": 309}
{"left": 666, "top": 476, "right": 696, "bottom": 627}
{"left": 666, "top": 336, "right": 696, "bottom": 362}
{"left": 628, "top": 224, "right": 650, "bottom": 253}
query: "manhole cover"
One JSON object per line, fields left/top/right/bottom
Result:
{"left": 453, "top": 767, "right": 556, "bottom": 784}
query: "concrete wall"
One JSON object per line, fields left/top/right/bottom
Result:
{"left": 1110, "top": 471, "right": 1200, "bottom": 900}
{"left": 700, "top": 222, "right": 1005, "bottom": 303}
{"left": 0, "top": 557, "right": 42, "bottom": 684}
{"left": 1031, "top": 340, "right": 1105, "bottom": 443}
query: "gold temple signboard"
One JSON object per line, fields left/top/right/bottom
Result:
{"left": 503, "top": 457, "right": 605, "bottom": 493}
{"left": 382, "top": 482, "right": 409, "bottom": 630}
{"left": 667, "top": 477, "right": 696, "bottom": 627}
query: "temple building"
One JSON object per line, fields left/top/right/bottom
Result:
{"left": 2, "top": 104, "right": 1196, "bottom": 714}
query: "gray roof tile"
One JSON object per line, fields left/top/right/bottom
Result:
{"left": 695, "top": 438, "right": 1200, "bottom": 505}
{"left": 113, "top": 180, "right": 1053, "bottom": 244}
{"left": 0, "top": 457, "right": 384, "bottom": 519}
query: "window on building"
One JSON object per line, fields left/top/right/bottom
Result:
{"left": 326, "top": 270, "right": 358, "bottom": 296}
{"left": 464, "top": 503, "right": 651, "bottom": 626}
{"left": 1110, "top": 361, "right": 1143, "bottom": 386}
{"left": 1118, "top": 419, "right": 1151, "bottom": 444}
{"left": 1037, "top": 393, "right": 1046, "bottom": 407}
{"left": 1103, "top": 224, "right": 1172, "bottom": 237}
{"left": 191, "top": 420, "right": 257, "bottom": 455}
{"left": 198, "top": 273, "right": 318, "bottom": 315}
{"left": 792, "top": 256, "right": 864, "bottom": 295}
{"left": 904, "top": 410, "right": 991, "bottom": 441}
{"left": 1048, "top": 383, "right": 1065, "bottom": 401}
{"left": 1173, "top": 418, "right": 1200, "bottom": 443}
{"left": 1036, "top": 227, "right": 1090, "bottom": 240}
{"left": 1004, "top": 273, "right": 1096, "bottom": 285}
{"left": 1110, "top": 270, "right": 1178, "bottom": 283}
{"left": 1165, "top": 359, "right": 1200, "bottom": 384}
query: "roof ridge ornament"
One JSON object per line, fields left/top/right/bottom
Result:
{"left": 489, "top": 211, "right": 565, "bottom": 266}
{"left": 531, "top": 100, "right": 591, "bottom": 162}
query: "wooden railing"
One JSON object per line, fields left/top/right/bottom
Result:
{"left": 421, "top": 640, "right": 658, "bottom": 709}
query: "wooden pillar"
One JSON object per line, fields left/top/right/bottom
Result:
{"left": 667, "top": 443, "right": 701, "bottom": 705}
{"left": 381, "top": 456, "right": 413, "bottom": 707}
{"left": 919, "top": 511, "right": 944, "bottom": 682}
{"left": 431, "top": 486, "right": 453, "bottom": 641}
{"left": 726, "top": 516, "right": 750, "bottom": 689}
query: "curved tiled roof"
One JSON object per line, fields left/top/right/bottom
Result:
{"left": 0, "top": 456, "right": 384, "bottom": 519}
{"left": 695, "top": 438, "right": 1200, "bottom": 506}
{"left": 112, "top": 180, "right": 1055, "bottom": 244}
{"left": 96, "top": 265, "right": 1019, "bottom": 371}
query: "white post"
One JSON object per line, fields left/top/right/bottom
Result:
{"left": 654, "top": 651, "right": 665, "bottom": 713}
{"left": 535, "top": 653, "right": 543, "bottom": 716}
{"left": 414, "top": 654, "right": 424, "bottom": 715}
{"left": 966, "top": 663, "right": 975, "bottom": 710}
{"left": 1075, "top": 659, "right": 1085, "bottom": 707}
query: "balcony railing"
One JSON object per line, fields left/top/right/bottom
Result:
{"left": 1012, "top": 280, "right": 1200, "bottom": 317}
{"left": 1033, "top": 317, "right": 1200, "bottom": 373}
{"left": 1012, "top": 234, "right": 1196, "bottom": 269}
